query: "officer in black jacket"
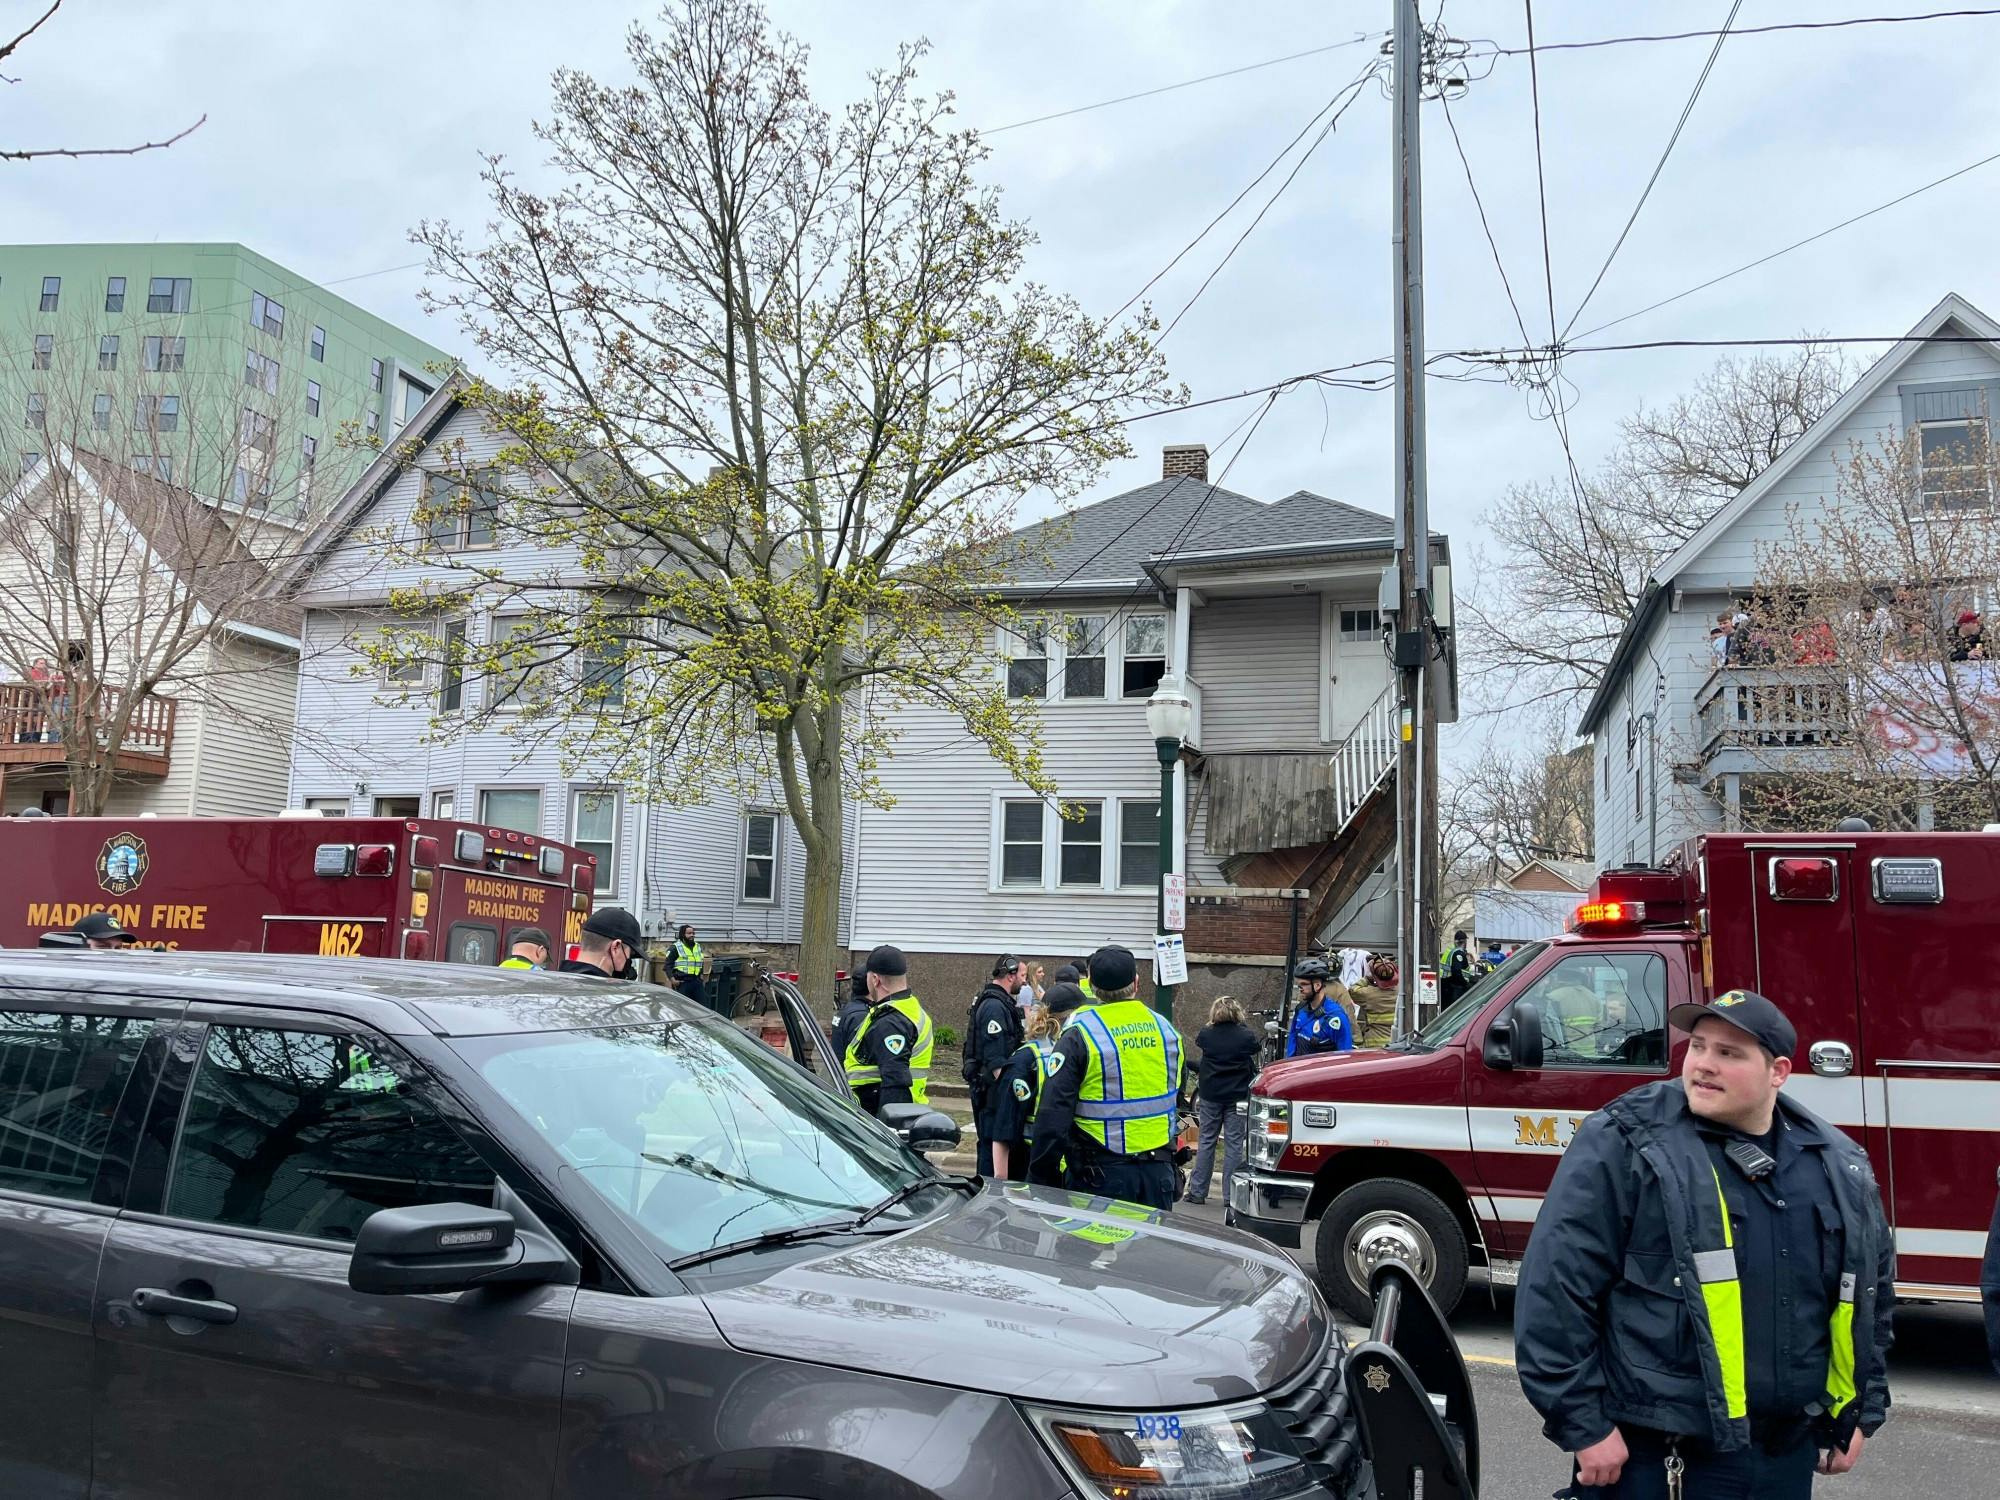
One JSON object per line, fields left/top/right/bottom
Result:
{"left": 966, "top": 955, "right": 1027, "bottom": 1176}
{"left": 830, "top": 971, "right": 873, "bottom": 1108}
{"left": 1515, "top": 991, "right": 1894, "bottom": 1498}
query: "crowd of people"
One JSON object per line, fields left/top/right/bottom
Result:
{"left": 1709, "top": 599, "right": 1991, "bottom": 669}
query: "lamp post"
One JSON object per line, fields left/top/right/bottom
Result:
{"left": 1146, "top": 675, "right": 1195, "bottom": 1021}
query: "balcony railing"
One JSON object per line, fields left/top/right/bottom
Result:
{"left": 0, "top": 682, "right": 177, "bottom": 775}
{"left": 1695, "top": 667, "right": 1849, "bottom": 761}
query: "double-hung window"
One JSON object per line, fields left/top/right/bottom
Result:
{"left": 741, "top": 812, "right": 779, "bottom": 902}
{"left": 1063, "top": 615, "right": 1108, "bottom": 699}
{"left": 1904, "top": 382, "right": 1997, "bottom": 513}
{"left": 1119, "top": 799, "right": 1161, "bottom": 886}
{"left": 104, "top": 276, "right": 126, "bottom": 312}
{"left": 999, "top": 801, "right": 1045, "bottom": 885}
{"left": 250, "top": 291, "right": 285, "bottom": 338}
{"left": 570, "top": 791, "right": 618, "bottom": 894}
{"left": 1122, "top": 614, "right": 1168, "bottom": 695}
{"left": 1002, "top": 610, "right": 1167, "bottom": 702}
{"left": 995, "top": 798, "right": 1122, "bottom": 892}
{"left": 423, "top": 472, "right": 500, "bottom": 549}
{"left": 99, "top": 335, "right": 119, "bottom": 371}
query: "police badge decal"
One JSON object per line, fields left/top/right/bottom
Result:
{"left": 96, "top": 833, "right": 149, "bottom": 896}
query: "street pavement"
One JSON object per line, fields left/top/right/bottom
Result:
{"left": 1170, "top": 1197, "right": 2000, "bottom": 1497}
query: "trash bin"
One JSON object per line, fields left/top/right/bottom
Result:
{"left": 707, "top": 956, "right": 746, "bottom": 1018}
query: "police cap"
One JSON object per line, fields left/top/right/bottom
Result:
{"left": 1086, "top": 944, "right": 1137, "bottom": 993}
{"left": 1668, "top": 989, "right": 1798, "bottom": 1061}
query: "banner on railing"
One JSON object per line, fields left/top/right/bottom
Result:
{"left": 1866, "top": 661, "right": 2000, "bottom": 774}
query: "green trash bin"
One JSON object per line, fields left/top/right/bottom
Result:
{"left": 706, "top": 956, "right": 745, "bottom": 1018}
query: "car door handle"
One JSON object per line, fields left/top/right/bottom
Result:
{"left": 131, "top": 1287, "right": 238, "bottom": 1325}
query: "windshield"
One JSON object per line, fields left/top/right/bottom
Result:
{"left": 1407, "top": 940, "right": 1550, "bottom": 1051}
{"left": 457, "top": 1015, "right": 938, "bottom": 1264}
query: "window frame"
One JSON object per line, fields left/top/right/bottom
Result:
{"left": 145, "top": 276, "right": 191, "bottom": 313}
{"left": 305, "top": 378, "right": 321, "bottom": 417}
{"left": 1117, "top": 797, "right": 1162, "bottom": 889}
{"left": 1916, "top": 415, "right": 1993, "bottom": 513}
{"left": 25, "top": 393, "right": 44, "bottom": 431}
{"left": 438, "top": 617, "right": 466, "bottom": 713}
{"left": 1057, "top": 799, "right": 1106, "bottom": 887}
{"left": 310, "top": 325, "right": 326, "bottom": 362}
{"left": 0, "top": 997, "right": 171, "bottom": 1209}
{"left": 142, "top": 335, "right": 186, "bottom": 373}
{"left": 477, "top": 786, "right": 543, "bottom": 836}
{"left": 31, "top": 333, "right": 52, "bottom": 370}
{"left": 249, "top": 290, "right": 285, "bottom": 338}
{"left": 998, "top": 798, "right": 1046, "bottom": 888}
{"left": 39, "top": 276, "right": 60, "bottom": 313}
{"left": 485, "top": 613, "right": 553, "bottom": 711}
{"left": 569, "top": 788, "right": 620, "bottom": 897}
{"left": 1121, "top": 613, "right": 1169, "bottom": 697}
{"left": 989, "top": 794, "right": 1129, "bottom": 895}
{"left": 740, "top": 809, "right": 781, "bottom": 904}
{"left": 370, "top": 357, "right": 384, "bottom": 392}
{"left": 91, "top": 393, "right": 112, "bottom": 431}
{"left": 422, "top": 472, "right": 502, "bottom": 551}
{"left": 1000, "top": 609, "right": 1172, "bottom": 705}
{"left": 104, "top": 276, "right": 126, "bottom": 313}
{"left": 98, "top": 334, "right": 119, "bottom": 371}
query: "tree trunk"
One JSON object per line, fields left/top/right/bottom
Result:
{"left": 796, "top": 725, "right": 845, "bottom": 1007}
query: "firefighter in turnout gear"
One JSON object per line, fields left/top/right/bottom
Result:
{"left": 842, "top": 945, "right": 934, "bottom": 1116}
{"left": 1515, "top": 991, "right": 1894, "bottom": 1498}
{"left": 1027, "top": 947, "right": 1184, "bottom": 1211}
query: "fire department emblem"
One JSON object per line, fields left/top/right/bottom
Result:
{"left": 1361, "top": 1363, "right": 1392, "bottom": 1396}
{"left": 96, "top": 833, "right": 149, "bottom": 896}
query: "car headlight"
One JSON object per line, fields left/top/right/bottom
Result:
{"left": 1247, "top": 1094, "right": 1290, "bottom": 1170}
{"left": 1022, "top": 1399, "right": 1311, "bottom": 1499}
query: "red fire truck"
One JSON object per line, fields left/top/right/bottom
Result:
{"left": 1232, "top": 829, "right": 2000, "bottom": 1322}
{"left": 0, "top": 815, "right": 596, "bottom": 963}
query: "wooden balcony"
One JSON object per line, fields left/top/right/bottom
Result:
{"left": 0, "top": 683, "right": 177, "bottom": 777}
{"left": 1695, "top": 666, "right": 1848, "bottom": 762}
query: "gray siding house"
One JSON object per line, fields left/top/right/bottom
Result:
{"left": 851, "top": 443, "right": 1455, "bottom": 1004}
{"left": 1580, "top": 293, "right": 2000, "bottom": 862}
{"left": 269, "top": 376, "right": 832, "bottom": 952}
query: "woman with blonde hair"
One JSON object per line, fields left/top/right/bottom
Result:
{"left": 988, "top": 993, "right": 1071, "bottom": 1180}
{"left": 1184, "top": 993, "right": 1258, "bottom": 1206}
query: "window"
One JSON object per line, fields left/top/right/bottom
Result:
{"left": 303, "top": 796, "right": 349, "bottom": 815}
{"left": 1004, "top": 617, "right": 1049, "bottom": 699}
{"left": 1634, "top": 760, "right": 1644, "bottom": 818}
{"left": 310, "top": 324, "right": 326, "bottom": 362}
{"left": 582, "top": 642, "right": 625, "bottom": 706}
{"left": 1059, "top": 801, "right": 1104, "bottom": 886}
{"left": 20, "top": 451, "right": 41, "bottom": 473}
{"left": 479, "top": 787, "right": 541, "bottom": 834}
{"left": 104, "top": 276, "right": 125, "bottom": 312}
{"left": 39, "top": 276, "right": 60, "bottom": 312}
{"left": 370, "top": 357, "right": 384, "bottom": 392}
{"left": 142, "top": 335, "right": 185, "bottom": 372}
{"left": 135, "top": 394, "right": 180, "bottom": 433}
{"left": 741, "top": 811, "right": 779, "bottom": 902}
{"left": 0, "top": 1009, "right": 158, "bottom": 1200}
{"left": 231, "top": 465, "right": 275, "bottom": 506}
{"left": 1123, "top": 614, "right": 1168, "bottom": 695}
{"left": 249, "top": 290, "right": 285, "bottom": 337}
{"left": 305, "top": 378, "right": 321, "bottom": 417}
{"left": 1120, "top": 799, "right": 1161, "bottom": 887}
{"left": 438, "top": 618, "right": 465, "bottom": 713}
{"left": 31, "top": 333, "right": 52, "bottom": 370}
{"left": 1516, "top": 951, "right": 1668, "bottom": 1069}
{"left": 571, "top": 790, "right": 618, "bottom": 894}
{"left": 1918, "top": 418, "right": 1990, "bottom": 511}
{"left": 165, "top": 1024, "right": 492, "bottom": 1241}
{"left": 400, "top": 374, "right": 433, "bottom": 425}
{"left": 92, "top": 393, "right": 111, "bottom": 431}
{"left": 98, "top": 334, "right": 119, "bottom": 371}
{"left": 431, "top": 791, "right": 455, "bottom": 820}
{"left": 146, "top": 276, "right": 191, "bottom": 313}
{"left": 25, "top": 394, "right": 44, "bottom": 431}
{"left": 1064, "top": 615, "right": 1108, "bottom": 699}
{"left": 51, "top": 510, "right": 75, "bottom": 573}
{"left": 240, "top": 406, "right": 275, "bottom": 454}
{"left": 364, "top": 410, "right": 380, "bottom": 438}
{"left": 488, "top": 616, "right": 552, "bottom": 709}
{"left": 377, "top": 626, "right": 425, "bottom": 688}
{"left": 423, "top": 472, "right": 500, "bottom": 549}
{"left": 243, "top": 348, "right": 280, "bottom": 395}
{"left": 130, "top": 453, "right": 172, "bottom": 482}
{"left": 301, "top": 433, "right": 317, "bottom": 468}
{"left": 1000, "top": 800, "right": 1044, "bottom": 885}
{"left": 1340, "top": 607, "right": 1382, "bottom": 642}
{"left": 372, "top": 796, "right": 420, "bottom": 818}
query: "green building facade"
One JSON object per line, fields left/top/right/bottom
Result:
{"left": 0, "top": 242, "right": 453, "bottom": 519}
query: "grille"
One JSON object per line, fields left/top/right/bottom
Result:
{"left": 1266, "top": 1329, "right": 1364, "bottom": 1495}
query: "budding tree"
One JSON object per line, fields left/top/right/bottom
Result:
{"left": 376, "top": 0, "right": 1173, "bottom": 991}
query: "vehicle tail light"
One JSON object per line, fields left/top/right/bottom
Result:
{"left": 454, "top": 831, "right": 485, "bottom": 864}
{"left": 354, "top": 844, "right": 395, "bottom": 877}
{"left": 538, "top": 846, "right": 564, "bottom": 878}
{"left": 567, "top": 944, "right": 581, "bottom": 964}
{"left": 573, "top": 861, "right": 594, "bottom": 891}
{"left": 1769, "top": 856, "right": 1838, "bottom": 902}
{"left": 403, "top": 929, "right": 433, "bottom": 960}
{"left": 313, "top": 844, "right": 355, "bottom": 878}
{"left": 411, "top": 836, "right": 439, "bottom": 869}
{"left": 1571, "top": 899, "right": 1645, "bottom": 931}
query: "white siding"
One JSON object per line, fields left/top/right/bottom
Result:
{"left": 1188, "top": 596, "right": 1324, "bottom": 750}
{"left": 187, "top": 636, "right": 298, "bottom": 816}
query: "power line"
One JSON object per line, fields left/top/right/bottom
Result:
{"left": 980, "top": 33, "right": 1382, "bottom": 135}
{"left": 1474, "top": 7, "right": 2000, "bottom": 55}
{"left": 1562, "top": 0, "right": 1742, "bottom": 338}
{"left": 1437, "top": 90, "right": 1534, "bottom": 354}
{"left": 1573, "top": 146, "right": 2000, "bottom": 340}
{"left": 1522, "top": 0, "right": 1562, "bottom": 365}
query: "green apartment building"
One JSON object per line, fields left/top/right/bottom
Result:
{"left": 0, "top": 243, "right": 453, "bottom": 519}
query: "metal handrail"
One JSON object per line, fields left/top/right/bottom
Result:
{"left": 1327, "top": 683, "right": 1399, "bottom": 836}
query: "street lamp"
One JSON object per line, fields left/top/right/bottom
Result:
{"left": 1146, "top": 675, "right": 1195, "bottom": 1020}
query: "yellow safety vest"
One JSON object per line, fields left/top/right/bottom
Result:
{"left": 1071, "top": 999, "right": 1182, "bottom": 1156}
{"left": 498, "top": 956, "right": 536, "bottom": 970}
{"left": 672, "top": 939, "right": 704, "bottom": 976}
{"left": 842, "top": 993, "right": 935, "bottom": 1103}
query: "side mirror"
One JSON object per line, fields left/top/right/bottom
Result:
{"left": 1482, "top": 1001, "right": 1545, "bottom": 1072}
{"left": 876, "top": 1102, "right": 962, "bottom": 1155}
{"left": 348, "top": 1199, "right": 579, "bottom": 1296}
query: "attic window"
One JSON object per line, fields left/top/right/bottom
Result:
{"left": 422, "top": 473, "right": 501, "bottom": 550}
{"left": 1919, "top": 417, "right": 1991, "bottom": 512}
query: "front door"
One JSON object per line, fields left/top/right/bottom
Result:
{"left": 1325, "top": 602, "right": 1386, "bottom": 737}
{"left": 91, "top": 1014, "right": 573, "bottom": 1500}
{"left": 1465, "top": 947, "right": 1682, "bottom": 1257}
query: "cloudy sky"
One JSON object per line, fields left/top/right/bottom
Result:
{"left": 8, "top": 0, "right": 1999, "bottom": 731}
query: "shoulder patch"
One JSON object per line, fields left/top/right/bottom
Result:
{"left": 1046, "top": 1053, "right": 1065, "bottom": 1075}
{"left": 884, "top": 1034, "right": 906, "bottom": 1056}
{"left": 1011, "top": 1077, "right": 1033, "bottom": 1101}
{"left": 986, "top": 1018, "right": 1002, "bottom": 1035}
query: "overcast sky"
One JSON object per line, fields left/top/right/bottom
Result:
{"left": 8, "top": 0, "right": 2000, "bottom": 735}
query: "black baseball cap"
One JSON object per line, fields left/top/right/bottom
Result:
{"left": 580, "top": 907, "right": 643, "bottom": 947}
{"left": 75, "top": 912, "right": 137, "bottom": 944}
{"left": 1086, "top": 944, "right": 1137, "bottom": 993}
{"left": 992, "top": 953, "right": 1022, "bottom": 977}
{"left": 1052, "top": 964, "right": 1081, "bottom": 984}
{"left": 1668, "top": 989, "right": 1798, "bottom": 1060}
{"left": 864, "top": 944, "right": 909, "bottom": 977}
{"left": 1043, "top": 981, "right": 1089, "bottom": 1016}
{"left": 511, "top": 927, "right": 552, "bottom": 951}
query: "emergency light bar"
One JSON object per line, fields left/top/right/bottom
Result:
{"left": 1572, "top": 899, "right": 1645, "bottom": 931}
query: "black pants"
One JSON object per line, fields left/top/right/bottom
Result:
{"left": 971, "top": 1084, "right": 1006, "bottom": 1177}
{"left": 1065, "top": 1155, "right": 1176, "bottom": 1212}
{"left": 675, "top": 973, "right": 705, "bottom": 1009}
{"left": 1572, "top": 1429, "right": 1817, "bottom": 1499}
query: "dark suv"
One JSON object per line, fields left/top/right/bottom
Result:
{"left": 0, "top": 952, "right": 1476, "bottom": 1499}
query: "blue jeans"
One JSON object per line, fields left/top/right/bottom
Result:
{"left": 1184, "top": 1097, "right": 1245, "bottom": 1204}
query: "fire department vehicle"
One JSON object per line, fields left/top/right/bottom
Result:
{"left": 1232, "top": 830, "right": 2000, "bottom": 1323}
{"left": 0, "top": 815, "right": 596, "bottom": 964}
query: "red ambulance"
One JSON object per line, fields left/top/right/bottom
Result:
{"left": 1231, "top": 830, "right": 1999, "bottom": 1322}
{"left": 1, "top": 815, "right": 595, "bottom": 964}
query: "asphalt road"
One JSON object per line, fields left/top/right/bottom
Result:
{"left": 1174, "top": 1198, "right": 2000, "bottom": 1496}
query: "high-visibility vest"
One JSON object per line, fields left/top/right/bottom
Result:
{"left": 1693, "top": 1163, "right": 1858, "bottom": 1430}
{"left": 671, "top": 939, "right": 704, "bottom": 976}
{"left": 1070, "top": 999, "right": 1182, "bottom": 1156}
{"left": 1024, "top": 1039, "right": 1058, "bottom": 1138}
{"left": 499, "top": 956, "right": 536, "bottom": 970}
{"left": 842, "top": 993, "right": 935, "bottom": 1103}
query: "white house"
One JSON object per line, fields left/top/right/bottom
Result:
{"left": 267, "top": 375, "right": 833, "bottom": 952}
{"left": 1579, "top": 292, "right": 2000, "bottom": 862}
{"left": 850, "top": 443, "right": 1456, "bottom": 1009}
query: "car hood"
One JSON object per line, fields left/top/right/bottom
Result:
{"left": 1257, "top": 1044, "right": 1462, "bottom": 1102}
{"left": 697, "top": 1182, "right": 1326, "bottom": 1407}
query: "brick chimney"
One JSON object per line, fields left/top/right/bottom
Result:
{"left": 1162, "top": 444, "right": 1209, "bottom": 482}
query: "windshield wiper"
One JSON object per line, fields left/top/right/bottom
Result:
{"left": 640, "top": 1151, "right": 856, "bottom": 1214}
{"left": 853, "top": 1177, "right": 944, "bottom": 1229}
{"left": 666, "top": 1217, "right": 904, "bottom": 1272}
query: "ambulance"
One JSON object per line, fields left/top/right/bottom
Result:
{"left": 0, "top": 814, "right": 595, "bottom": 963}
{"left": 1231, "top": 830, "right": 2000, "bottom": 1321}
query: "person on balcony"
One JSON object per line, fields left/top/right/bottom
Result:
{"left": 1951, "top": 610, "right": 1986, "bottom": 662}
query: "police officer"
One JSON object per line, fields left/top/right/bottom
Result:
{"left": 967, "top": 954, "right": 1027, "bottom": 1176}
{"left": 991, "top": 990, "right": 1070, "bottom": 1181}
{"left": 830, "top": 969, "right": 872, "bottom": 1096}
{"left": 561, "top": 907, "right": 642, "bottom": 979}
{"left": 1027, "top": 946, "right": 1183, "bottom": 1211}
{"left": 1516, "top": 991, "right": 1894, "bottom": 1497}
{"left": 1439, "top": 929, "right": 1473, "bottom": 1005}
{"left": 842, "top": 945, "right": 934, "bottom": 1116}
{"left": 669, "top": 923, "right": 706, "bottom": 1005}
{"left": 1476, "top": 937, "right": 1505, "bottom": 975}
{"left": 73, "top": 912, "right": 138, "bottom": 949}
{"left": 500, "top": 927, "right": 552, "bottom": 970}
{"left": 1285, "top": 957, "right": 1354, "bottom": 1057}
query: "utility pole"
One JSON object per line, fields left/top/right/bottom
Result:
{"left": 1391, "top": 0, "right": 1434, "bottom": 1031}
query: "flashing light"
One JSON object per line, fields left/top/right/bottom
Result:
{"left": 354, "top": 844, "right": 395, "bottom": 877}
{"left": 538, "top": 846, "right": 565, "bottom": 878}
{"left": 411, "top": 836, "right": 440, "bottom": 869}
{"left": 402, "top": 929, "right": 433, "bottom": 961}
{"left": 1573, "top": 899, "right": 1646, "bottom": 930}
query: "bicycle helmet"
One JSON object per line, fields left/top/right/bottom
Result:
{"left": 1293, "top": 956, "right": 1332, "bottom": 983}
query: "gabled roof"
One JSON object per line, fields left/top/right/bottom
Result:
{"left": 1578, "top": 292, "right": 2000, "bottom": 735}
{"left": 1181, "top": 489, "right": 1393, "bottom": 555}
{"left": 1506, "top": 856, "right": 1596, "bottom": 892}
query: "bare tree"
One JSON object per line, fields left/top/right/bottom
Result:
{"left": 1440, "top": 711, "right": 1595, "bottom": 916}
{"left": 2, "top": 2, "right": 204, "bottom": 162}
{"left": 371, "top": 0, "right": 1173, "bottom": 990}
{"left": 1462, "top": 345, "right": 1850, "bottom": 709}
